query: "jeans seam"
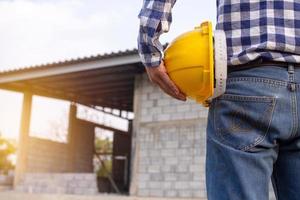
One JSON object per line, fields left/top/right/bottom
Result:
{"left": 213, "top": 96, "right": 277, "bottom": 151}
{"left": 272, "top": 164, "right": 281, "bottom": 200}
{"left": 287, "top": 68, "right": 298, "bottom": 139}
{"left": 227, "top": 77, "right": 288, "bottom": 87}
{"left": 241, "top": 98, "right": 276, "bottom": 151}
{"left": 218, "top": 94, "right": 275, "bottom": 102}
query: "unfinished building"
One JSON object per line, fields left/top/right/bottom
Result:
{"left": 0, "top": 49, "right": 209, "bottom": 199}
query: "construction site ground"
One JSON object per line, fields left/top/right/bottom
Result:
{"left": 0, "top": 192, "right": 205, "bottom": 200}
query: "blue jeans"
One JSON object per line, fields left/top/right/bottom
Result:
{"left": 206, "top": 64, "right": 300, "bottom": 200}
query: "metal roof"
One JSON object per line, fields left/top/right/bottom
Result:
{"left": 0, "top": 48, "right": 139, "bottom": 75}
{"left": 0, "top": 48, "right": 144, "bottom": 112}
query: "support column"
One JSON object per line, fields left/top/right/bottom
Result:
{"left": 13, "top": 92, "right": 33, "bottom": 188}
{"left": 67, "top": 103, "right": 77, "bottom": 172}
{"left": 129, "top": 74, "right": 143, "bottom": 195}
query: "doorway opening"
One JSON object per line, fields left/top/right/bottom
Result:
{"left": 93, "top": 122, "right": 132, "bottom": 194}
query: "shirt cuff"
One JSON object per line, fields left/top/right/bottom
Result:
{"left": 139, "top": 52, "right": 162, "bottom": 67}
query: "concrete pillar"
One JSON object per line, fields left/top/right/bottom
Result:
{"left": 13, "top": 92, "right": 33, "bottom": 187}
{"left": 129, "top": 74, "right": 143, "bottom": 195}
{"left": 67, "top": 103, "right": 77, "bottom": 172}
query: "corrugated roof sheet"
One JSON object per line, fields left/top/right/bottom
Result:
{"left": 0, "top": 48, "right": 139, "bottom": 75}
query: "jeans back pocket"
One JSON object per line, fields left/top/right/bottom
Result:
{"left": 213, "top": 94, "right": 276, "bottom": 151}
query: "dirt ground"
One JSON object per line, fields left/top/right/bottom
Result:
{"left": 0, "top": 192, "right": 205, "bottom": 200}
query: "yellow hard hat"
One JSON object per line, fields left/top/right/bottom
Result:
{"left": 164, "top": 21, "right": 227, "bottom": 106}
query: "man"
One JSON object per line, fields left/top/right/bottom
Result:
{"left": 138, "top": 0, "right": 300, "bottom": 200}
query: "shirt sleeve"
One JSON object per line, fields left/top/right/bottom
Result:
{"left": 137, "top": 0, "right": 177, "bottom": 67}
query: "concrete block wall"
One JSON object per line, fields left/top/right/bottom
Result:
{"left": 132, "top": 74, "right": 208, "bottom": 199}
{"left": 18, "top": 107, "right": 97, "bottom": 195}
{"left": 0, "top": 173, "right": 14, "bottom": 186}
{"left": 26, "top": 118, "right": 95, "bottom": 173}
{"left": 27, "top": 138, "right": 71, "bottom": 173}
{"left": 15, "top": 173, "right": 98, "bottom": 195}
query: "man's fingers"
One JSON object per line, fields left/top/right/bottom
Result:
{"left": 144, "top": 62, "right": 186, "bottom": 101}
{"left": 155, "top": 78, "right": 182, "bottom": 100}
{"left": 155, "top": 75, "right": 186, "bottom": 101}
{"left": 158, "top": 73, "right": 186, "bottom": 101}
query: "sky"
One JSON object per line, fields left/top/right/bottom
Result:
{"left": 0, "top": 0, "right": 216, "bottom": 140}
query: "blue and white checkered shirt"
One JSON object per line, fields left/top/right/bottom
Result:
{"left": 138, "top": 0, "right": 300, "bottom": 67}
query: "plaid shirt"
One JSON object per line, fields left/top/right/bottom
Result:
{"left": 138, "top": 0, "right": 300, "bottom": 67}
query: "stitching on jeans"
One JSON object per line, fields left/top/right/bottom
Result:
{"left": 227, "top": 77, "right": 288, "bottom": 87}
{"left": 213, "top": 96, "right": 277, "bottom": 152}
{"left": 240, "top": 98, "right": 276, "bottom": 151}
{"left": 242, "top": 98, "right": 277, "bottom": 151}
{"left": 218, "top": 94, "right": 275, "bottom": 102}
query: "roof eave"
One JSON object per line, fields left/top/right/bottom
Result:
{"left": 0, "top": 53, "right": 141, "bottom": 84}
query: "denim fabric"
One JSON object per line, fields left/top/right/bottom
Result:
{"left": 206, "top": 64, "right": 300, "bottom": 200}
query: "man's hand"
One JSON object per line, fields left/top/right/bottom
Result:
{"left": 145, "top": 61, "right": 187, "bottom": 101}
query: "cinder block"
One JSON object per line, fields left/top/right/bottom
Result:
{"left": 161, "top": 165, "right": 175, "bottom": 173}
{"left": 164, "top": 141, "right": 179, "bottom": 149}
{"left": 149, "top": 93, "right": 161, "bottom": 100}
{"left": 165, "top": 190, "right": 177, "bottom": 197}
{"left": 78, "top": 180, "right": 90, "bottom": 188}
{"left": 170, "top": 113, "right": 184, "bottom": 120}
{"left": 138, "top": 174, "right": 150, "bottom": 182}
{"left": 157, "top": 99, "right": 171, "bottom": 106}
{"left": 150, "top": 107, "right": 162, "bottom": 115}
{"left": 165, "top": 157, "right": 178, "bottom": 165}
{"left": 138, "top": 189, "right": 150, "bottom": 197}
{"left": 193, "top": 189, "right": 207, "bottom": 198}
{"left": 139, "top": 165, "right": 148, "bottom": 173}
{"left": 148, "top": 181, "right": 162, "bottom": 189}
{"left": 162, "top": 182, "right": 172, "bottom": 189}
{"left": 164, "top": 173, "right": 177, "bottom": 181}
{"left": 176, "top": 164, "right": 188, "bottom": 173}
{"left": 139, "top": 181, "right": 148, "bottom": 189}
{"left": 177, "top": 105, "right": 190, "bottom": 112}
{"left": 184, "top": 112, "right": 199, "bottom": 119}
{"left": 148, "top": 165, "right": 160, "bottom": 173}
{"left": 161, "top": 149, "right": 175, "bottom": 157}
{"left": 179, "top": 190, "right": 193, "bottom": 198}
{"left": 143, "top": 100, "right": 154, "bottom": 108}
{"left": 189, "top": 181, "right": 202, "bottom": 189}
{"left": 141, "top": 115, "right": 153, "bottom": 123}
{"left": 63, "top": 174, "right": 75, "bottom": 181}
{"left": 83, "top": 174, "right": 96, "bottom": 181}
{"left": 189, "top": 164, "right": 202, "bottom": 173}
{"left": 149, "top": 189, "right": 164, "bottom": 197}
{"left": 150, "top": 173, "right": 164, "bottom": 181}
{"left": 177, "top": 173, "right": 193, "bottom": 181}
{"left": 141, "top": 94, "right": 148, "bottom": 100}
{"left": 174, "top": 181, "right": 189, "bottom": 190}
{"left": 157, "top": 114, "right": 171, "bottom": 121}
{"left": 162, "top": 106, "right": 175, "bottom": 113}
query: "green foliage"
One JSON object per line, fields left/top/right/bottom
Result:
{"left": 0, "top": 133, "right": 16, "bottom": 174}
{"left": 97, "top": 159, "right": 112, "bottom": 178}
{"left": 95, "top": 138, "right": 113, "bottom": 154}
{"left": 95, "top": 137, "right": 113, "bottom": 178}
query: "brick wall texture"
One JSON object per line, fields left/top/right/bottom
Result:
{"left": 18, "top": 115, "right": 96, "bottom": 195}
{"left": 133, "top": 74, "right": 276, "bottom": 200}
{"left": 26, "top": 118, "right": 94, "bottom": 173}
{"left": 15, "top": 173, "right": 98, "bottom": 195}
{"left": 133, "top": 74, "right": 208, "bottom": 199}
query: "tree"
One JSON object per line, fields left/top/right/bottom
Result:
{"left": 95, "top": 137, "right": 113, "bottom": 177}
{"left": 0, "top": 132, "right": 16, "bottom": 174}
